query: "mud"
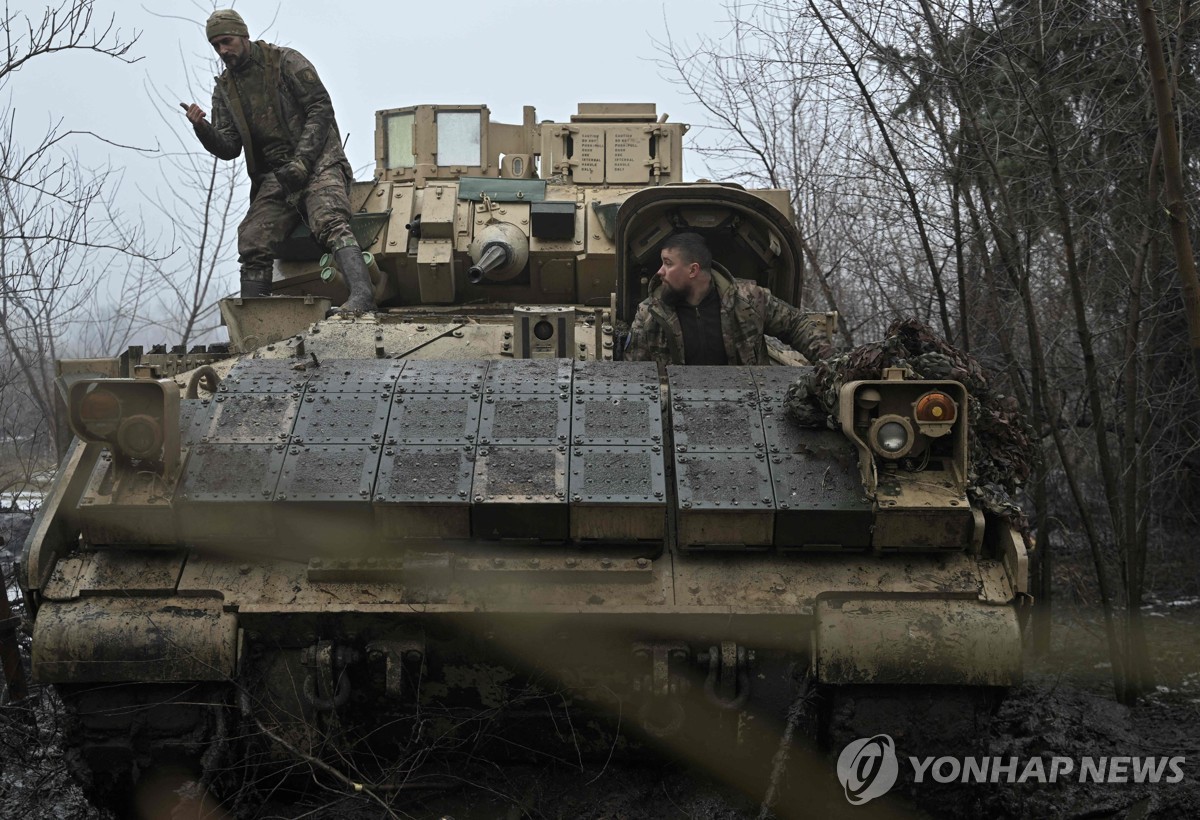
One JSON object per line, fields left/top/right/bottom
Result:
{"left": 212, "top": 616, "right": 1200, "bottom": 819}
{"left": 2, "top": 506, "right": 1197, "bottom": 819}
{"left": 3, "top": 622, "right": 1197, "bottom": 819}
{"left": 968, "top": 680, "right": 1199, "bottom": 820}
{"left": 219, "top": 599, "right": 1200, "bottom": 819}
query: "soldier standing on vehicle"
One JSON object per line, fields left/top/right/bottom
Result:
{"left": 181, "top": 9, "right": 376, "bottom": 311}
{"left": 626, "top": 232, "right": 832, "bottom": 366}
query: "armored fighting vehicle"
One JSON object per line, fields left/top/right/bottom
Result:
{"left": 21, "top": 103, "right": 1029, "bottom": 805}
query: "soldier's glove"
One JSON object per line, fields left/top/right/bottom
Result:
{"left": 274, "top": 158, "right": 309, "bottom": 195}
{"left": 810, "top": 342, "right": 837, "bottom": 362}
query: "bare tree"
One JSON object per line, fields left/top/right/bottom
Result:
{"left": 0, "top": 0, "right": 149, "bottom": 462}
{"left": 0, "top": 119, "right": 154, "bottom": 440}
{"left": 1134, "top": 0, "right": 1200, "bottom": 393}
{"left": 0, "top": 0, "right": 137, "bottom": 85}
{"left": 662, "top": 0, "right": 1200, "bottom": 704}
{"left": 138, "top": 45, "right": 244, "bottom": 349}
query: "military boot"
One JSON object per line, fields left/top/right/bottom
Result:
{"left": 240, "top": 277, "right": 271, "bottom": 298}
{"left": 332, "top": 245, "right": 377, "bottom": 313}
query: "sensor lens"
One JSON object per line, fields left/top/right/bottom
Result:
{"left": 877, "top": 421, "right": 909, "bottom": 453}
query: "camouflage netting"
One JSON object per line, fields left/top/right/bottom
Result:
{"left": 784, "top": 318, "right": 1036, "bottom": 535}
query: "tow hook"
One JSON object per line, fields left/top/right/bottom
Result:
{"left": 703, "top": 641, "right": 751, "bottom": 710}
{"left": 632, "top": 641, "right": 690, "bottom": 738}
{"left": 365, "top": 639, "right": 425, "bottom": 699}
{"left": 301, "top": 641, "right": 359, "bottom": 711}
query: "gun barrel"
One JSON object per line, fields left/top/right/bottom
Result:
{"left": 468, "top": 242, "right": 511, "bottom": 284}
{"left": 467, "top": 222, "right": 529, "bottom": 284}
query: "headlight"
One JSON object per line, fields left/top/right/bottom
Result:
{"left": 913, "top": 390, "right": 958, "bottom": 438}
{"left": 869, "top": 414, "right": 914, "bottom": 459}
{"left": 76, "top": 386, "right": 122, "bottom": 436}
{"left": 915, "top": 390, "right": 956, "bottom": 421}
{"left": 117, "top": 414, "right": 165, "bottom": 460}
{"left": 68, "top": 378, "right": 181, "bottom": 475}
{"left": 839, "top": 377, "right": 969, "bottom": 501}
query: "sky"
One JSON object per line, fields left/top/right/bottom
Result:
{"left": 6, "top": 0, "right": 736, "bottom": 189}
{"left": 1, "top": 0, "right": 738, "bottom": 351}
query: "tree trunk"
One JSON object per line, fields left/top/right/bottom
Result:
{"left": 1135, "top": 0, "right": 1200, "bottom": 395}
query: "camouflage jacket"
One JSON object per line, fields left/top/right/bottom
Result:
{"left": 626, "top": 267, "right": 829, "bottom": 366}
{"left": 195, "top": 41, "right": 350, "bottom": 183}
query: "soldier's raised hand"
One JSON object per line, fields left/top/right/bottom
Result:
{"left": 180, "top": 102, "right": 208, "bottom": 125}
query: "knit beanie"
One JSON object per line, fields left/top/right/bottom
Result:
{"left": 206, "top": 9, "right": 249, "bottom": 40}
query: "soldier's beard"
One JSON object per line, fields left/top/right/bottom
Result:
{"left": 659, "top": 281, "right": 684, "bottom": 307}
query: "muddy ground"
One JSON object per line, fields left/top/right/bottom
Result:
{"left": 1, "top": 509, "right": 1197, "bottom": 819}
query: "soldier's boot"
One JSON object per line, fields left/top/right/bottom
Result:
{"left": 237, "top": 277, "right": 271, "bottom": 300}
{"left": 332, "top": 245, "right": 377, "bottom": 313}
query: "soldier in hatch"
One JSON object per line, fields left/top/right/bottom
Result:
{"left": 626, "top": 232, "right": 832, "bottom": 366}
{"left": 181, "top": 9, "right": 375, "bottom": 311}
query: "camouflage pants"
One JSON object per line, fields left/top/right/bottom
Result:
{"left": 238, "top": 162, "right": 357, "bottom": 283}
